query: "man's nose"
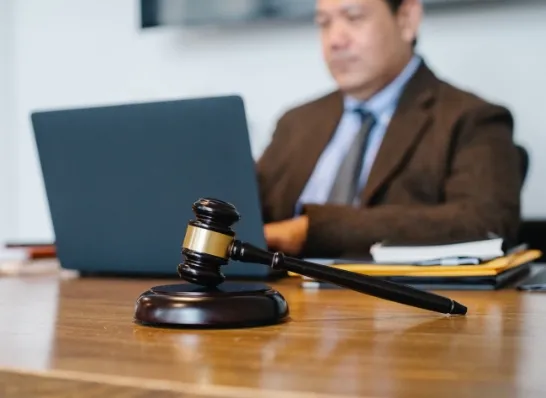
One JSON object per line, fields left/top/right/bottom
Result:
{"left": 327, "top": 20, "right": 351, "bottom": 50}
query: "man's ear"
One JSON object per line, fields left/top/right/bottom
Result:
{"left": 396, "top": 0, "right": 423, "bottom": 45}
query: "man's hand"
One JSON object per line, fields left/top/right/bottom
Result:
{"left": 264, "top": 215, "right": 309, "bottom": 255}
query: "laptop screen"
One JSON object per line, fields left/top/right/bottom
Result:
{"left": 31, "top": 95, "right": 271, "bottom": 278}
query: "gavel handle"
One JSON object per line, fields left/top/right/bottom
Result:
{"left": 231, "top": 241, "right": 467, "bottom": 315}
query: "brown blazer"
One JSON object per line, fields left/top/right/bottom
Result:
{"left": 256, "top": 61, "right": 522, "bottom": 258}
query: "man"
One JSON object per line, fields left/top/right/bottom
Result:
{"left": 257, "top": 0, "right": 522, "bottom": 259}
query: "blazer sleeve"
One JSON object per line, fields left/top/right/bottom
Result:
{"left": 256, "top": 112, "right": 293, "bottom": 223}
{"left": 300, "top": 105, "right": 522, "bottom": 258}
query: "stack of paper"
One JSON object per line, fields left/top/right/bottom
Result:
{"left": 304, "top": 249, "right": 539, "bottom": 277}
{"left": 0, "top": 244, "right": 59, "bottom": 276}
{"left": 369, "top": 237, "right": 505, "bottom": 263}
{"left": 291, "top": 249, "right": 542, "bottom": 291}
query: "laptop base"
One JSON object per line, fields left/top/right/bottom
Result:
{"left": 133, "top": 282, "right": 289, "bottom": 329}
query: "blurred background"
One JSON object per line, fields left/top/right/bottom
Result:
{"left": 0, "top": 0, "right": 544, "bottom": 246}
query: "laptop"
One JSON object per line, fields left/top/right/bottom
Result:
{"left": 31, "top": 95, "right": 279, "bottom": 279}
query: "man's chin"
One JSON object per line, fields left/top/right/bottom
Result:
{"left": 335, "top": 78, "right": 364, "bottom": 96}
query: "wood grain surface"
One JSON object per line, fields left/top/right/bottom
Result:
{"left": 1, "top": 273, "right": 546, "bottom": 397}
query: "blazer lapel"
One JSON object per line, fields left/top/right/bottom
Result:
{"left": 281, "top": 91, "right": 344, "bottom": 219}
{"left": 361, "top": 62, "right": 437, "bottom": 205}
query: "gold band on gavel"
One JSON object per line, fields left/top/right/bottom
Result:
{"left": 182, "top": 225, "right": 234, "bottom": 259}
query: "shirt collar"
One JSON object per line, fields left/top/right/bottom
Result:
{"left": 343, "top": 54, "right": 422, "bottom": 119}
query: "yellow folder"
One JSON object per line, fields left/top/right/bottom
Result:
{"left": 289, "top": 249, "right": 542, "bottom": 278}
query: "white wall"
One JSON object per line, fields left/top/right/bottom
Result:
{"left": 0, "top": 0, "right": 15, "bottom": 244}
{"left": 3, "top": 0, "right": 546, "bottom": 242}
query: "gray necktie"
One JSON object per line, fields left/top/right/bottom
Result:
{"left": 327, "top": 109, "right": 376, "bottom": 205}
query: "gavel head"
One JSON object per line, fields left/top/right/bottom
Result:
{"left": 177, "top": 198, "right": 240, "bottom": 287}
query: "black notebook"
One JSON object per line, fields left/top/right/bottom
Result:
{"left": 302, "top": 261, "right": 532, "bottom": 291}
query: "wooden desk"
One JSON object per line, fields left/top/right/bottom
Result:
{"left": 1, "top": 274, "right": 546, "bottom": 397}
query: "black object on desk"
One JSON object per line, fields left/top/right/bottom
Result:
{"left": 303, "top": 263, "right": 531, "bottom": 291}
{"left": 517, "top": 267, "right": 546, "bottom": 291}
{"left": 134, "top": 198, "right": 468, "bottom": 329}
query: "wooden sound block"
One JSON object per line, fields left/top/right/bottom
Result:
{"left": 134, "top": 282, "right": 289, "bottom": 328}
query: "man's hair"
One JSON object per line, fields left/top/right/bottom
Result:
{"left": 385, "top": 0, "right": 404, "bottom": 11}
{"left": 385, "top": 0, "right": 418, "bottom": 47}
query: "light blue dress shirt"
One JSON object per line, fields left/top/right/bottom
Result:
{"left": 296, "top": 55, "right": 422, "bottom": 214}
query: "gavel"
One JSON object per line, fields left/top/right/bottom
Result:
{"left": 134, "top": 198, "right": 466, "bottom": 329}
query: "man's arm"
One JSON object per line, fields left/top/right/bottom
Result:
{"left": 300, "top": 105, "right": 522, "bottom": 258}
{"left": 256, "top": 111, "right": 293, "bottom": 224}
